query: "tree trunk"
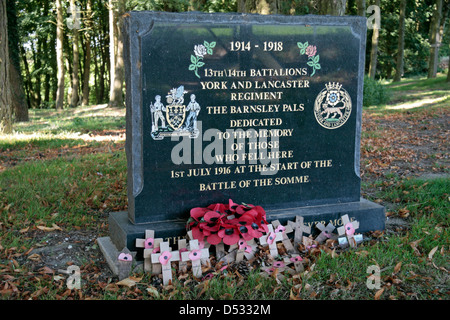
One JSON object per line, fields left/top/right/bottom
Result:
{"left": 55, "top": 0, "right": 65, "bottom": 110}
{"left": 108, "top": 0, "right": 116, "bottom": 102}
{"left": 428, "top": 0, "right": 443, "bottom": 79}
{"left": 317, "top": 0, "right": 347, "bottom": 16}
{"left": 356, "top": 0, "right": 365, "bottom": 16}
{"left": 447, "top": 64, "right": 450, "bottom": 82}
{"left": 20, "top": 45, "right": 32, "bottom": 109}
{"left": 70, "top": 0, "right": 80, "bottom": 108}
{"left": 32, "top": 40, "right": 42, "bottom": 108}
{"left": 368, "top": 0, "right": 380, "bottom": 79}
{"left": 0, "top": 0, "right": 12, "bottom": 133}
{"left": 109, "top": 0, "right": 125, "bottom": 108}
{"left": 393, "top": 0, "right": 407, "bottom": 82}
{"left": 82, "top": 0, "right": 92, "bottom": 106}
{"left": 448, "top": 26, "right": 450, "bottom": 83}
{"left": 7, "top": 0, "right": 28, "bottom": 122}
{"left": 237, "top": 0, "right": 284, "bottom": 14}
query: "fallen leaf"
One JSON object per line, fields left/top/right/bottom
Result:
{"left": 27, "top": 253, "right": 41, "bottom": 262}
{"left": 331, "top": 248, "right": 338, "bottom": 259}
{"left": 19, "top": 227, "right": 29, "bottom": 233}
{"left": 428, "top": 246, "right": 439, "bottom": 260}
{"left": 117, "top": 276, "right": 142, "bottom": 287}
{"left": 37, "top": 223, "right": 62, "bottom": 232}
{"left": 398, "top": 208, "right": 410, "bottom": 218}
{"left": 374, "top": 288, "right": 384, "bottom": 300}
{"left": 146, "top": 286, "right": 160, "bottom": 298}
{"left": 53, "top": 275, "right": 65, "bottom": 281}
{"left": 104, "top": 283, "right": 119, "bottom": 292}
{"left": 289, "top": 287, "right": 301, "bottom": 300}
{"left": 394, "top": 262, "right": 402, "bottom": 274}
{"left": 355, "top": 250, "right": 369, "bottom": 257}
{"left": 39, "top": 266, "right": 55, "bottom": 274}
{"left": 410, "top": 239, "right": 423, "bottom": 256}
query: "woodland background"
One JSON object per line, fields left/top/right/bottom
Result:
{"left": 0, "top": 0, "right": 448, "bottom": 300}
{"left": 0, "top": 0, "right": 449, "bottom": 133}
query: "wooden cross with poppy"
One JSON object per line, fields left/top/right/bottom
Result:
{"left": 116, "top": 247, "right": 136, "bottom": 280}
{"left": 272, "top": 219, "right": 296, "bottom": 254}
{"left": 259, "top": 224, "right": 283, "bottom": 258}
{"left": 285, "top": 254, "right": 304, "bottom": 273}
{"left": 178, "top": 238, "right": 188, "bottom": 273}
{"left": 287, "top": 216, "right": 311, "bottom": 249}
{"left": 337, "top": 214, "right": 360, "bottom": 248}
{"left": 232, "top": 238, "right": 257, "bottom": 262}
{"left": 135, "top": 229, "right": 160, "bottom": 272}
{"left": 315, "top": 222, "right": 337, "bottom": 243}
{"left": 151, "top": 242, "right": 180, "bottom": 285}
{"left": 181, "top": 239, "right": 209, "bottom": 278}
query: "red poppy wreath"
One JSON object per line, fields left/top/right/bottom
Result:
{"left": 186, "top": 199, "right": 270, "bottom": 246}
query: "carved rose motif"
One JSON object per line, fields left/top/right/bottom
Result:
{"left": 305, "top": 45, "right": 317, "bottom": 57}
{"left": 194, "top": 44, "right": 207, "bottom": 58}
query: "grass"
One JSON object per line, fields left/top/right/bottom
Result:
{"left": 0, "top": 76, "right": 449, "bottom": 300}
{"left": 366, "top": 73, "right": 449, "bottom": 113}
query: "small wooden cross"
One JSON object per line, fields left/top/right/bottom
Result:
{"left": 290, "top": 254, "right": 304, "bottom": 273}
{"left": 302, "top": 235, "right": 318, "bottom": 251}
{"left": 135, "top": 230, "right": 157, "bottom": 272}
{"left": 116, "top": 247, "right": 136, "bottom": 280}
{"left": 151, "top": 242, "right": 180, "bottom": 285}
{"left": 315, "top": 222, "right": 337, "bottom": 243}
{"left": 272, "top": 220, "right": 296, "bottom": 253}
{"left": 337, "top": 214, "right": 360, "bottom": 248}
{"left": 233, "top": 239, "right": 257, "bottom": 262}
{"left": 284, "top": 254, "right": 304, "bottom": 273}
{"left": 259, "top": 224, "right": 283, "bottom": 258}
{"left": 215, "top": 242, "right": 226, "bottom": 260}
{"left": 181, "top": 239, "right": 209, "bottom": 278}
{"left": 178, "top": 239, "right": 188, "bottom": 273}
{"left": 288, "top": 216, "right": 311, "bottom": 248}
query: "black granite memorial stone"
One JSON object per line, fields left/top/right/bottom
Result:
{"left": 109, "top": 11, "right": 385, "bottom": 253}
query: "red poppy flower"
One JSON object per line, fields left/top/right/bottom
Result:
{"left": 144, "top": 238, "right": 154, "bottom": 249}
{"left": 189, "top": 249, "right": 202, "bottom": 261}
{"left": 218, "top": 224, "right": 240, "bottom": 245}
{"left": 118, "top": 253, "right": 132, "bottom": 261}
{"left": 204, "top": 210, "right": 223, "bottom": 225}
{"left": 290, "top": 256, "right": 303, "bottom": 263}
{"left": 188, "top": 200, "right": 269, "bottom": 245}
{"left": 235, "top": 214, "right": 263, "bottom": 240}
{"left": 190, "top": 207, "right": 209, "bottom": 222}
{"left": 345, "top": 223, "right": 355, "bottom": 236}
{"left": 227, "top": 199, "right": 239, "bottom": 212}
{"left": 236, "top": 203, "right": 255, "bottom": 216}
{"left": 191, "top": 225, "right": 205, "bottom": 241}
{"left": 205, "top": 232, "right": 222, "bottom": 245}
{"left": 159, "top": 251, "right": 172, "bottom": 265}
{"left": 207, "top": 202, "right": 227, "bottom": 214}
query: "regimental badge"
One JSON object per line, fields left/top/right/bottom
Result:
{"left": 150, "top": 85, "right": 201, "bottom": 140}
{"left": 314, "top": 82, "right": 352, "bottom": 129}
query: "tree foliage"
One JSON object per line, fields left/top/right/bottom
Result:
{"left": 4, "top": 0, "right": 449, "bottom": 116}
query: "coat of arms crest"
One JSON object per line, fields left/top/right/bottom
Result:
{"left": 150, "top": 85, "right": 201, "bottom": 140}
{"left": 314, "top": 82, "right": 352, "bottom": 129}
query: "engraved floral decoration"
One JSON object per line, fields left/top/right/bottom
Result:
{"left": 297, "top": 42, "right": 321, "bottom": 76}
{"left": 189, "top": 41, "right": 216, "bottom": 78}
{"left": 186, "top": 199, "right": 269, "bottom": 246}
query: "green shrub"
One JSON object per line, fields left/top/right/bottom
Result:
{"left": 363, "top": 75, "right": 391, "bottom": 107}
